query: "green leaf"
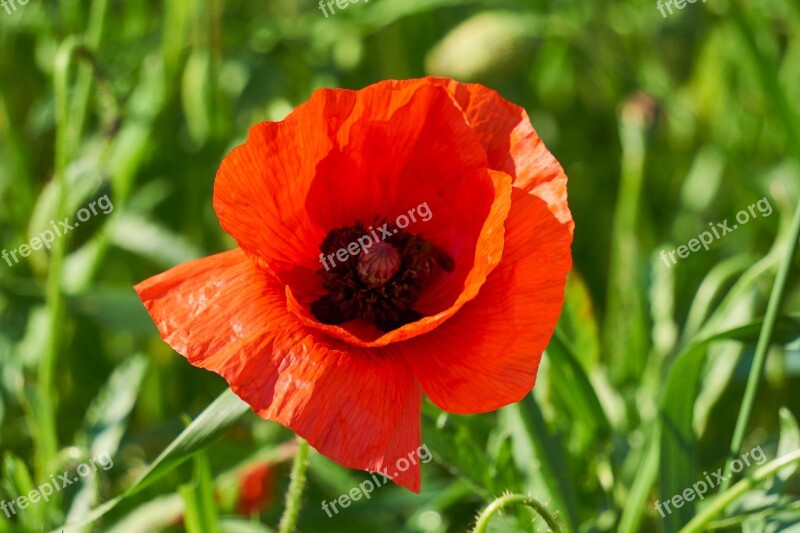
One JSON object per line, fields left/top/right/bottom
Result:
{"left": 64, "top": 457, "right": 103, "bottom": 531}
{"left": 107, "top": 54, "right": 165, "bottom": 204}
{"left": 24, "top": 157, "right": 106, "bottom": 274}
{"left": 659, "top": 342, "right": 706, "bottom": 531}
{"left": 123, "top": 388, "right": 250, "bottom": 497}
{"left": 182, "top": 49, "right": 214, "bottom": 145}
{"left": 2, "top": 453, "right": 46, "bottom": 532}
{"left": 66, "top": 288, "right": 156, "bottom": 334}
{"left": 78, "top": 354, "right": 148, "bottom": 457}
{"left": 618, "top": 421, "right": 660, "bottom": 533}
{"left": 558, "top": 271, "right": 601, "bottom": 369}
{"left": 679, "top": 449, "right": 800, "bottom": 533}
{"left": 216, "top": 519, "right": 275, "bottom": 533}
{"left": 695, "top": 315, "right": 800, "bottom": 346}
{"left": 180, "top": 451, "right": 219, "bottom": 533}
{"left": 604, "top": 97, "right": 650, "bottom": 385}
{"left": 421, "top": 411, "right": 494, "bottom": 498}
{"left": 658, "top": 314, "right": 800, "bottom": 532}
{"left": 58, "top": 388, "right": 250, "bottom": 532}
{"left": 162, "top": 0, "right": 192, "bottom": 79}
{"left": 679, "top": 146, "right": 725, "bottom": 213}
{"left": 105, "top": 494, "right": 184, "bottom": 533}
{"left": 107, "top": 212, "right": 203, "bottom": 268}
{"left": 500, "top": 395, "right": 579, "bottom": 533}
{"left": 107, "top": 442, "right": 291, "bottom": 533}
{"left": 775, "top": 408, "right": 800, "bottom": 486}
{"left": 680, "top": 254, "right": 751, "bottom": 344}
{"left": 546, "top": 329, "right": 611, "bottom": 440}
{"left": 691, "top": 251, "right": 781, "bottom": 345}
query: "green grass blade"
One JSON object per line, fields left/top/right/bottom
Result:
{"left": 180, "top": 451, "right": 220, "bottom": 533}
{"left": 679, "top": 449, "right": 800, "bottom": 533}
{"left": 58, "top": 388, "right": 250, "bottom": 532}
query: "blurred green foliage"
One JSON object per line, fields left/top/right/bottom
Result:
{"left": 0, "top": 0, "right": 799, "bottom": 532}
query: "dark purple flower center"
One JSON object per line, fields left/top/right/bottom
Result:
{"left": 311, "top": 220, "right": 454, "bottom": 332}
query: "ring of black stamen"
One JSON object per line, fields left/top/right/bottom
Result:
{"left": 311, "top": 220, "right": 454, "bottom": 332}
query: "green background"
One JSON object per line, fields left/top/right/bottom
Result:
{"left": 1, "top": 0, "right": 799, "bottom": 531}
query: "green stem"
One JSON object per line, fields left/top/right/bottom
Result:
{"left": 720, "top": 0, "right": 800, "bottom": 492}
{"left": 71, "top": 0, "right": 110, "bottom": 145}
{"left": 38, "top": 0, "right": 109, "bottom": 482}
{"left": 721, "top": 199, "right": 800, "bottom": 491}
{"left": 278, "top": 437, "right": 311, "bottom": 533}
{"left": 473, "top": 494, "right": 562, "bottom": 533}
{"left": 35, "top": 36, "right": 84, "bottom": 483}
{"left": 605, "top": 97, "right": 650, "bottom": 384}
{"left": 679, "top": 449, "right": 800, "bottom": 533}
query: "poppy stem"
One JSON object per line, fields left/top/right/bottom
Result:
{"left": 278, "top": 436, "right": 311, "bottom": 533}
{"left": 473, "top": 493, "right": 562, "bottom": 533}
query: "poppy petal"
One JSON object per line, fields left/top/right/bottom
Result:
{"left": 305, "top": 83, "right": 488, "bottom": 233}
{"left": 134, "top": 249, "right": 424, "bottom": 491}
{"left": 442, "top": 79, "right": 572, "bottom": 225}
{"left": 213, "top": 89, "right": 357, "bottom": 284}
{"left": 360, "top": 78, "right": 570, "bottom": 225}
{"left": 396, "top": 189, "right": 573, "bottom": 413}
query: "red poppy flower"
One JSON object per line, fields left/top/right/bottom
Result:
{"left": 135, "top": 77, "right": 573, "bottom": 493}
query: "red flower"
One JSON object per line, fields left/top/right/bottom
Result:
{"left": 236, "top": 462, "right": 276, "bottom": 516}
{"left": 135, "top": 77, "right": 573, "bottom": 493}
